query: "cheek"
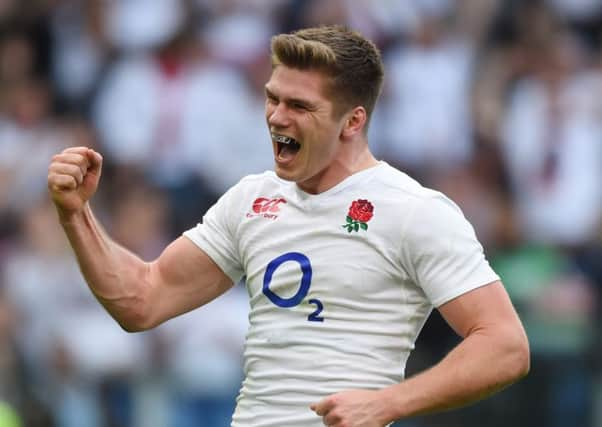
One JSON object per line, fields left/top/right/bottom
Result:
{"left": 316, "top": 129, "right": 340, "bottom": 157}
{"left": 306, "top": 139, "right": 336, "bottom": 170}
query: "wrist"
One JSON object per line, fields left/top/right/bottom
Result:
{"left": 378, "top": 383, "right": 406, "bottom": 424}
{"left": 56, "top": 203, "right": 90, "bottom": 227}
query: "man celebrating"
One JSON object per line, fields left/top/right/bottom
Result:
{"left": 48, "top": 25, "right": 529, "bottom": 426}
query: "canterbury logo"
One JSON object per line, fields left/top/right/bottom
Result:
{"left": 247, "top": 197, "right": 287, "bottom": 220}
{"left": 252, "top": 197, "right": 287, "bottom": 213}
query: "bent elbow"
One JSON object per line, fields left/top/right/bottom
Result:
{"left": 115, "top": 304, "right": 159, "bottom": 333}
{"left": 506, "top": 332, "right": 530, "bottom": 383}
{"left": 101, "top": 294, "right": 158, "bottom": 333}
{"left": 516, "top": 337, "right": 531, "bottom": 379}
{"left": 101, "top": 275, "right": 162, "bottom": 333}
{"left": 118, "top": 319, "right": 151, "bottom": 333}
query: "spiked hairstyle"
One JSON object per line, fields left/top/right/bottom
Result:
{"left": 271, "top": 25, "right": 384, "bottom": 125}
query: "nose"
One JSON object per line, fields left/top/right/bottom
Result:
{"left": 266, "top": 102, "right": 291, "bottom": 129}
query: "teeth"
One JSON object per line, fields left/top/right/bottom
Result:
{"left": 272, "top": 134, "right": 295, "bottom": 144}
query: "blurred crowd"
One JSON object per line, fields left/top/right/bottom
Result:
{"left": 0, "top": 0, "right": 601, "bottom": 426}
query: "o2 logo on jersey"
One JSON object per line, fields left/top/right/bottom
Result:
{"left": 262, "top": 252, "right": 324, "bottom": 322}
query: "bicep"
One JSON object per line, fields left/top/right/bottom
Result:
{"left": 437, "top": 280, "right": 524, "bottom": 339}
{"left": 436, "top": 281, "right": 531, "bottom": 386}
{"left": 148, "top": 236, "right": 234, "bottom": 326}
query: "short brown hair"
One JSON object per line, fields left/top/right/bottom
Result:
{"left": 271, "top": 25, "right": 384, "bottom": 123}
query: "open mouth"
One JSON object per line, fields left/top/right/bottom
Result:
{"left": 272, "top": 133, "right": 301, "bottom": 159}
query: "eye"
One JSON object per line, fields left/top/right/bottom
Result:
{"left": 265, "top": 91, "right": 278, "bottom": 104}
{"left": 291, "top": 102, "right": 307, "bottom": 111}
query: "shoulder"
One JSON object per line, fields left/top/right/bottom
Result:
{"left": 217, "top": 170, "right": 287, "bottom": 207}
{"left": 370, "top": 163, "right": 468, "bottom": 234}
{"left": 371, "top": 162, "right": 448, "bottom": 207}
{"left": 232, "top": 170, "right": 283, "bottom": 192}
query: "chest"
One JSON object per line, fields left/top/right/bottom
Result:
{"left": 234, "top": 196, "right": 409, "bottom": 323}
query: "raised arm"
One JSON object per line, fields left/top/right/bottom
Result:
{"left": 48, "top": 147, "right": 233, "bottom": 332}
{"left": 312, "top": 280, "right": 529, "bottom": 426}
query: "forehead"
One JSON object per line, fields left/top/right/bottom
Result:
{"left": 265, "top": 66, "right": 331, "bottom": 103}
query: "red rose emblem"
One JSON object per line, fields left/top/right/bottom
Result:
{"left": 348, "top": 199, "right": 374, "bottom": 222}
{"left": 342, "top": 199, "right": 374, "bottom": 233}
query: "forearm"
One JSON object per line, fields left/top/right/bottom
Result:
{"left": 59, "top": 203, "right": 153, "bottom": 331}
{"left": 382, "top": 326, "right": 529, "bottom": 422}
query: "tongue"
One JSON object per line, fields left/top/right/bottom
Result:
{"left": 278, "top": 144, "right": 298, "bottom": 161}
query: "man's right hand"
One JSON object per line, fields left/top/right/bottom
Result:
{"left": 48, "top": 147, "right": 103, "bottom": 220}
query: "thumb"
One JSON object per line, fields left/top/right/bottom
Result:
{"left": 86, "top": 149, "right": 103, "bottom": 174}
{"left": 310, "top": 397, "right": 332, "bottom": 416}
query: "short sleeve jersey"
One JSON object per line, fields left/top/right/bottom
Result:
{"left": 184, "top": 162, "right": 499, "bottom": 427}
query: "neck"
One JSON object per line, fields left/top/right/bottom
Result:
{"left": 297, "top": 142, "right": 379, "bottom": 194}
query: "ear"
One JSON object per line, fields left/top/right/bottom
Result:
{"left": 341, "top": 106, "right": 367, "bottom": 139}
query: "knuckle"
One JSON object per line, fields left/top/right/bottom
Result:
{"left": 68, "top": 163, "right": 81, "bottom": 175}
{"left": 328, "top": 395, "right": 340, "bottom": 405}
{"left": 324, "top": 414, "right": 340, "bottom": 426}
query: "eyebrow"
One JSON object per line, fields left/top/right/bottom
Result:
{"left": 264, "top": 86, "right": 316, "bottom": 110}
{"left": 264, "top": 87, "right": 277, "bottom": 99}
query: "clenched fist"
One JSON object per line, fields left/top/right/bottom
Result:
{"left": 311, "top": 389, "right": 392, "bottom": 427}
{"left": 47, "top": 147, "right": 103, "bottom": 220}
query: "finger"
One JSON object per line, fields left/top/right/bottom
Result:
{"left": 85, "top": 149, "right": 103, "bottom": 173}
{"left": 323, "top": 413, "right": 341, "bottom": 426}
{"left": 48, "top": 173, "right": 78, "bottom": 191}
{"left": 310, "top": 402, "right": 321, "bottom": 415}
{"left": 63, "top": 146, "right": 93, "bottom": 157}
{"left": 51, "top": 152, "right": 90, "bottom": 175}
{"left": 51, "top": 152, "right": 90, "bottom": 176}
{"left": 59, "top": 147, "right": 90, "bottom": 175}
{"left": 310, "top": 397, "right": 334, "bottom": 416}
{"left": 49, "top": 163, "right": 86, "bottom": 185}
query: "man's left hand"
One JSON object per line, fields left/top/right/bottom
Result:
{"left": 310, "top": 389, "right": 391, "bottom": 426}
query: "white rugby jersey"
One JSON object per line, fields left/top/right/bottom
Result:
{"left": 184, "top": 161, "right": 499, "bottom": 426}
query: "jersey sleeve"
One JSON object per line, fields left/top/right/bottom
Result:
{"left": 183, "top": 185, "right": 245, "bottom": 283}
{"left": 401, "top": 193, "right": 500, "bottom": 307}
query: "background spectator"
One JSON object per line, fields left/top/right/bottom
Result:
{"left": 1, "top": 1, "right": 601, "bottom": 426}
